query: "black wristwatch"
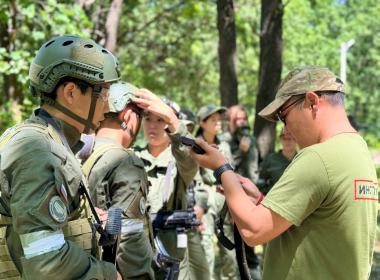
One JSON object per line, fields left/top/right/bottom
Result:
{"left": 213, "top": 163, "right": 234, "bottom": 184}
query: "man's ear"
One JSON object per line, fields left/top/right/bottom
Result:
{"left": 305, "top": 91, "right": 319, "bottom": 111}
{"left": 61, "top": 82, "right": 76, "bottom": 105}
{"left": 120, "top": 108, "right": 134, "bottom": 125}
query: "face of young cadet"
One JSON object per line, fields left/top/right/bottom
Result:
{"left": 234, "top": 110, "right": 248, "bottom": 128}
{"left": 200, "top": 112, "right": 222, "bottom": 137}
{"left": 143, "top": 111, "right": 170, "bottom": 147}
{"left": 61, "top": 82, "right": 110, "bottom": 134}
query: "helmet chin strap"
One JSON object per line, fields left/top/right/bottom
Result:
{"left": 41, "top": 94, "right": 98, "bottom": 134}
{"left": 83, "top": 93, "right": 98, "bottom": 134}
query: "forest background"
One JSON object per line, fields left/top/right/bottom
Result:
{"left": 1, "top": 0, "right": 380, "bottom": 176}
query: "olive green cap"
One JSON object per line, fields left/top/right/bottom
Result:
{"left": 179, "top": 108, "right": 196, "bottom": 126}
{"left": 29, "top": 35, "right": 121, "bottom": 97}
{"left": 259, "top": 65, "right": 345, "bottom": 122}
{"left": 197, "top": 104, "right": 227, "bottom": 122}
{"left": 108, "top": 81, "right": 138, "bottom": 113}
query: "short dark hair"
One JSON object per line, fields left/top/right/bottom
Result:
{"left": 41, "top": 77, "right": 91, "bottom": 105}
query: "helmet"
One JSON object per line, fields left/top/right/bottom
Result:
{"left": 108, "top": 82, "right": 138, "bottom": 113}
{"left": 162, "top": 97, "right": 180, "bottom": 117}
{"left": 29, "top": 35, "right": 120, "bottom": 97}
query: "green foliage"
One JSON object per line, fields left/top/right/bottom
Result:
{"left": 283, "top": 0, "right": 380, "bottom": 141}
{"left": 0, "top": 0, "right": 92, "bottom": 134}
{"left": 0, "top": 101, "right": 17, "bottom": 133}
{"left": 1, "top": 0, "right": 380, "bottom": 151}
{"left": 117, "top": 1, "right": 219, "bottom": 113}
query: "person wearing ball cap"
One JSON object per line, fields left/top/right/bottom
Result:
{"left": 195, "top": 104, "right": 238, "bottom": 280}
{"left": 190, "top": 66, "right": 377, "bottom": 280}
{"left": 80, "top": 81, "right": 156, "bottom": 280}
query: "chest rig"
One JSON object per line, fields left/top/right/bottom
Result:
{"left": 0, "top": 123, "right": 97, "bottom": 279}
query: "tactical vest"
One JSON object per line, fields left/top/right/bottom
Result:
{"left": 0, "top": 123, "right": 97, "bottom": 279}
{"left": 82, "top": 142, "right": 154, "bottom": 245}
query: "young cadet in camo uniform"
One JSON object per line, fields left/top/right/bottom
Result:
{"left": 0, "top": 35, "right": 122, "bottom": 279}
{"left": 179, "top": 108, "right": 210, "bottom": 280}
{"left": 80, "top": 82, "right": 156, "bottom": 279}
{"left": 195, "top": 104, "right": 236, "bottom": 280}
{"left": 133, "top": 92, "right": 198, "bottom": 280}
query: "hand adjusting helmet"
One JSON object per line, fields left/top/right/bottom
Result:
{"left": 107, "top": 81, "right": 143, "bottom": 139}
{"left": 29, "top": 35, "right": 121, "bottom": 133}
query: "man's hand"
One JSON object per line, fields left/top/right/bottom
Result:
{"left": 237, "top": 174, "right": 262, "bottom": 204}
{"left": 190, "top": 138, "right": 228, "bottom": 170}
{"left": 132, "top": 89, "right": 180, "bottom": 132}
{"left": 194, "top": 205, "right": 205, "bottom": 232}
{"left": 117, "top": 272, "right": 122, "bottom": 280}
{"left": 239, "top": 136, "right": 251, "bottom": 153}
{"left": 95, "top": 207, "right": 108, "bottom": 228}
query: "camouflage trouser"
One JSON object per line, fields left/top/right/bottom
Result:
{"left": 187, "top": 231, "right": 210, "bottom": 280}
{"left": 178, "top": 250, "right": 189, "bottom": 280}
{"left": 201, "top": 188, "right": 238, "bottom": 280}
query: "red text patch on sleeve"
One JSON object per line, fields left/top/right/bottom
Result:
{"left": 354, "top": 179, "right": 378, "bottom": 201}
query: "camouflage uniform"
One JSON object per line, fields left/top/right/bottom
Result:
{"left": 136, "top": 121, "right": 198, "bottom": 280}
{"left": 0, "top": 110, "right": 117, "bottom": 279}
{"left": 258, "top": 150, "right": 293, "bottom": 195}
{"left": 83, "top": 136, "right": 154, "bottom": 279}
{"left": 222, "top": 129, "right": 259, "bottom": 183}
{"left": 0, "top": 35, "right": 120, "bottom": 279}
{"left": 179, "top": 108, "right": 210, "bottom": 280}
{"left": 198, "top": 138, "right": 237, "bottom": 280}
{"left": 186, "top": 172, "right": 210, "bottom": 280}
{"left": 223, "top": 129, "right": 262, "bottom": 279}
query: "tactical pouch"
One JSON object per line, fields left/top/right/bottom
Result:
{"left": 0, "top": 227, "right": 20, "bottom": 280}
{"left": 63, "top": 218, "right": 94, "bottom": 255}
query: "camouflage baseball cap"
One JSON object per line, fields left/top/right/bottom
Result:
{"left": 108, "top": 81, "right": 138, "bottom": 113}
{"left": 179, "top": 108, "right": 196, "bottom": 126}
{"left": 259, "top": 65, "right": 345, "bottom": 122}
{"left": 197, "top": 104, "right": 227, "bottom": 122}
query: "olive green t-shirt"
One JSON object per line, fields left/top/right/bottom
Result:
{"left": 262, "top": 133, "right": 378, "bottom": 280}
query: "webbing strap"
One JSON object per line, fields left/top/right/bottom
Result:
{"left": 0, "top": 123, "right": 63, "bottom": 150}
{"left": 0, "top": 216, "right": 12, "bottom": 226}
{"left": 81, "top": 143, "right": 125, "bottom": 177}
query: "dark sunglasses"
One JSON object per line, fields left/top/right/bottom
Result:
{"left": 276, "top": 95, "right": 305, "bottom": 124}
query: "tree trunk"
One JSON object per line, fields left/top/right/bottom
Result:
{"left": 254, "top": 0, "right": 283, "bottom": 160}
{"left": 217, "top": 0, "right": 238, "bottom": 107}
{"left": 105, "top": 0, "right": 123, "bottom": 52}
{"left": 1, "top": 0, "right": 22, "bottom": 104}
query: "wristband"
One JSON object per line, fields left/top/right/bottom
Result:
{"left": 256, "top": 192, "right": 265, "bottom": 206}
{"left": 213, "top": 163, "right": 234, "bottom": 185}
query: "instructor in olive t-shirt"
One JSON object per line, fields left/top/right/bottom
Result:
{"left": 190, "top": 66, "right": 378, "bottom": 280}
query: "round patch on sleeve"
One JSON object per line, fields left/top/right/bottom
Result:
{"left": 139, "top": 197, "right": 146, "bottom": 215}
{"left": 49, "top": 196, "right": 67, "bottom": 223}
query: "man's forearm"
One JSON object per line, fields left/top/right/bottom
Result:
{"left": 221, "top": 170, "right": 292, "bottom": 246}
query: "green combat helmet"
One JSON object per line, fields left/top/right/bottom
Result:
{"left": 107, "top": 81, "right": 143, "bottom": 140}
{"left": 29, "top": 35, "right": 121, "bottom": 133}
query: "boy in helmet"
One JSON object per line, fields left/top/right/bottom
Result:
{"left": 0, "top": 35, "right": 121, "bottom": 279}
{"left": 80, "top": 82, "right": 156, "bottom": 279}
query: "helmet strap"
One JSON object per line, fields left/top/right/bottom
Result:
{"left": 83, "top": 93, "right": 98, "bottom": 134}
{"left": 41, "top": 95, "right": 97, "bottom": 134}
